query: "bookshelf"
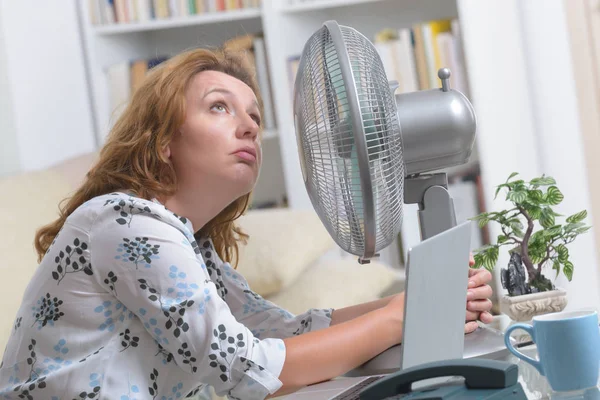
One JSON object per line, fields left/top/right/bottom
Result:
{"left": 280, "top": 0, "right": 386, "bottom": 14}
{"left": 77, "top": 0, "right": 600, "bottom": 309}
{"left": 75, "top": 0, "right": 522, "bottom": 270}
{"left": 93, "top": 7, "right": 262, "bottom": 35}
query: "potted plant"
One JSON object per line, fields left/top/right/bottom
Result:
{"left": 471, "top": 172, "right": 592, "bottom": 322}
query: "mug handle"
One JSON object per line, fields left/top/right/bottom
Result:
{"left": 504, "top": 323, "right": 544, "bottom": 376}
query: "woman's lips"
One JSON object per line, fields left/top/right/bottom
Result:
{"left": 233, "top": 151, "right": 257, "bottom": 162}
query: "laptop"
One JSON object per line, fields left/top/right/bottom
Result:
{"left": 283, "top": 221, "right": 512, "bottom": 400}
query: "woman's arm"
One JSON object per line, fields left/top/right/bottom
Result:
{"left": 208, "top": 251, "right": 333, "bottom": 340}
{"left": 329, "top": 293, "right": 400, "bottom": 326}
{"left": 269, "top": 295, "right": 405, "bottom": 398}
{"left": 330, "top": 255, "right": 495, "bottom": 329}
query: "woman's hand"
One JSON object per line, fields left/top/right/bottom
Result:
{"left": 464, "top": 253, "right": 494, "bottom": 333}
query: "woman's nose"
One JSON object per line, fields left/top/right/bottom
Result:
{"left": 237, "top": 114, "right": 260, "bottom": 139}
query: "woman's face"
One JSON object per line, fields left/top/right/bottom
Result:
{"left": 168, "top": 70, "right": 262, "bottom": 201}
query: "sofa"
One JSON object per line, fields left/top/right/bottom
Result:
{"left": 0, "top": 152, "right": 404, "bottom": 398}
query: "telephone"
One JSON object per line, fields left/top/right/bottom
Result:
{"left": 358, "top": 358, "right": 527, "bottom": 399}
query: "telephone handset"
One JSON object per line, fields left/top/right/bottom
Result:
{"left": 358, "top": 358, "right": 527, "bottom": 399}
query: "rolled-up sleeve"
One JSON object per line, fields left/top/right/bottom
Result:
{"left": 198, "top": 240, "right": 333, "bottom": 340}
{"left": 89, "top": 200, "right": 285, "bottom": 399}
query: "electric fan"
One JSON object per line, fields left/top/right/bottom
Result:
{"left": 292, "top": 20, "right": 481, "bottom": 399}
{"left": 293, "top": 20, "right": 476, "bottom": 264}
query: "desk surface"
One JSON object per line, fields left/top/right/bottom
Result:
{"left": 281, "top": 345, "right": 599, "bottom": 400}
{"left": 491, "top": 345, "right": 599, "bottom": 400}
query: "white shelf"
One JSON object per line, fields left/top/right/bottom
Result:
{"left": 93, "top": 8, "right": 262, "bottom": 35}
{"left": 281, "top": 0, "right": 385, "bottom": 14}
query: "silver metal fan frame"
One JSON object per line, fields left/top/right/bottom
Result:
{"left": 324, "top": 20, "right": 377, "bottom": 262}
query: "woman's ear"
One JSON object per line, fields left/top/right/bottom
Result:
{"left": 162, "top": 144, "right": 171, "bottom": 159}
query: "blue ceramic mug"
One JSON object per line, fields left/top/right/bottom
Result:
{"left": 505, "top": 309, "right": 600, "bottom": 392}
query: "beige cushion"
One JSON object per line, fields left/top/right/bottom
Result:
{"left": 49, "top": 152, "right": 97, "bottom": 187}
{"left": 0, "top": 169, "right": 74, "bottom": 353}
{"left": 265, "top": 257, "right": 400, "bottom": 314}
{"left": 0, "top": 152, "right": 96, "bottom": 356}
{"left": 235, "top": 208, "right": 336, "bottom": 297}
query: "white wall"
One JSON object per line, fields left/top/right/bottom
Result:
{"left": 459, "top": 0, "right": 600, "bottom": 312}
{"left": 518, "top": 0, "right": 600, "bottom": 311}
{"left": 0, "top": 3, "right": 19, "bottom": 176}
{"left": 457, "top": 0, "right": 542, "bottom": 305}
{"left": 0, "top": 0, "right": 95, "bottom": 175}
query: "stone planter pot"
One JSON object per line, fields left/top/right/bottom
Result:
{"left": 499, "top": 288, "right": 568, "bottom": 322}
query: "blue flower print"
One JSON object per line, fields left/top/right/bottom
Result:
{"left": 197, "top": 288, "right": 211, "bottom": 315}
{"left": 28, "top": 339, "right": 73, "bottom": 378}
{"left": 242, "top": 290, "right": 293, "bottom": 319}
{"left": 30, "top": 293, "right": 64, "bottom": 330}
{"left": 114, "top": 237, "right": 160, "bottom": 269}
{"left": 72, "top": 372, "right": 103, "bottom": 399}
{"left": 95, "top": 300, "right": 134, "bottom": 332}
{"left": 222, "top": 263, "right": 247, "bottom": 288}
{"left": 120, "top": 377, "right": 141, "bottom": 400}
{"left": 138, "top": 308, "right": 169, "bottom": 346}
{"left": 160, "top": 382, "right": 184, "bottom": 400}
{"left": 165, "top": 265, "right": 199, "bottom": 303}
{"left": 164, "top": 265, "right": 210, "bottom": 315}
{"left": 90, "top": 372, "right": 102, "bottom": 388}
{"left": 5, "top": 362, "right": 20, "bottom": 386}
{"left": 251, "top": 327, "right": 281, "bottom": 339}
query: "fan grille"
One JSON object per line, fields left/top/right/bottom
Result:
{"left": 293, "top": 22, "right": 405, "bottom": 257}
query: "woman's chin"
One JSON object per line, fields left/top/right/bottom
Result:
{"left": 229, "top": 169, "right": 258, "bottom": 194}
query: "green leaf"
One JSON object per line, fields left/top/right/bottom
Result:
{"left": 473, "top": 246, "right": 499, "bottom": 272}
{"left": 525, "top": 205, "right": 542, "bottom": 219}
{"left": 507, "top": 190, "right": 528, "bottom": 204}
{"left": 527, "top": 189, "right": 545, "bottom": 205}
{"left": 484, "top": 246, "right": 499, "bottom": 272}
{"left": 472, "top": 252, "right": 485, "bottom": 269}
{"left": 540, "top": 208, "right": 556, "bottom": 228}
{"left": 556, "top": 244, "right": 569, "bottom": 263}
{"left": 529, "top": 245, "right": 547, "bottom": 264}
{"left": 576, "top": 226, "right": 592, "bottom": 235}
{"left": 506, "top": 172, "right": 519, "bottom": 182}
{"left": 563, "top": 261, "right": 574, "bottom": 281}
{"left": 530, "top": 176, "right": 557, "bottom": 186}
{"left": 566, "top": 210, "right": 588, "bottom": 223}
{"left": 543, "top": 225, "right": 562, "bottom": 237}
{"left": 513, "top": 226, "right": 525, "bottom": 238}
{"left": 494, "top": 184, "right": 509, "bottom": 200}
{"left": 508, "top": 219, "right": 524, "bottom": 231}
{"left": 497, "top": 235, "right": 508, "bottom": 244}
{"left": 505, "top": 218, "right": 524, "bottom": 238}
{"left": 553, "top": 259, "right": 560, "bottom": 278}
{"left": 470, "top": 213, "right": 492, "bottom": 228}
{"left": 545, "top": 186, "right": 564, "bottom": 205}
{"left": 564, "top": 222, "right": 585, "bottom": 233}
{"left": 473, "top": 244, "right": 496, "bottom": 253}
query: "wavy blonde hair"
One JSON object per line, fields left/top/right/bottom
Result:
{"left": 34, "top": 47, "right": 263, "bottom": 267}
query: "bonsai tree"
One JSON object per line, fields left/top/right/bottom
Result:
{"left": 471, "top": 173, "right": 591, "bottom": 295}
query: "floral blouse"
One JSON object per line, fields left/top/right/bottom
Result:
{"left": 0, "top": 192, "right": 333, "bottom": 400}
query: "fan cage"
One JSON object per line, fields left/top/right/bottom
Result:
{"left": 294, "top": 22, "right": 405, "bottom": 257}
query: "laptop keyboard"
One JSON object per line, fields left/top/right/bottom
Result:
{"left": 331, "top": 376, "right": 386, "bottom": 400}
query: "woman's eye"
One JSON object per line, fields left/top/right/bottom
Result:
{"left": 211, "top": 103, "right": 227, "bottom": 112}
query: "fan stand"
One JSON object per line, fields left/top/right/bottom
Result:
{"left": 358, "top": 172, "right": 457, "bottom": 264}
{"left": 404, "top": 172, "right": 457, "bottom": 240}
{"left": 354, "top": 172, "right": 467, "bottom": 398}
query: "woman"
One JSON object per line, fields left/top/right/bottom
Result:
{"left": 0, "top": 48, "right": 493, "bottom": 400}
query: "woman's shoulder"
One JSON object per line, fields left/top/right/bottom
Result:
{"left": 67, "top": 192, "right": 194, "bottom": 237}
